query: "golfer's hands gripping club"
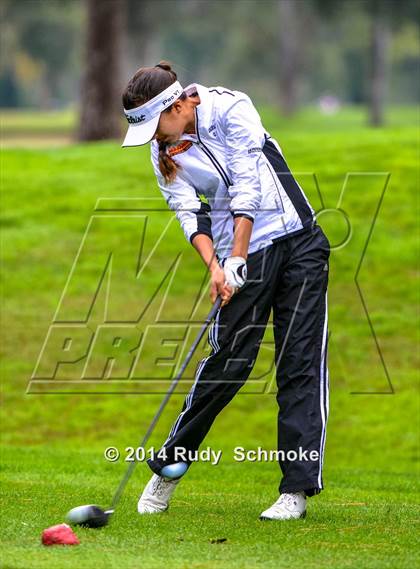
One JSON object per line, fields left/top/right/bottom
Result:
{"left": 210, "top": 256, "right": 247, "bottom": 307}
{"left": 210, "top": 264, "right": 232, "bottom": 306}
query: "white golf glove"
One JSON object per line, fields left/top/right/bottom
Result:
{"left": 223, "top": 256, "right": 248, "bottom": 291}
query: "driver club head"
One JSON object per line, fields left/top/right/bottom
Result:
{"left": 66, "top": 505, "right": 113, "bottom": 528}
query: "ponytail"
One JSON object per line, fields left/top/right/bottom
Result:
{"left": 158, "top": 140, "right": 179, "bottom": 184}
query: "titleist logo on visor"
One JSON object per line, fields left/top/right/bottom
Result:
{"left": 126, "top": 114, "right": 146, "bottom": 124}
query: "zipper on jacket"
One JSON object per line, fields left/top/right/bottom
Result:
{"left": 194, "top": 108, "right": 232, "bottom": 189}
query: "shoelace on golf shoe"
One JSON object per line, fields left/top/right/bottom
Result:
{"left": 151, "top": 476, "right": 176, "bottom": 498}
{"left": 276, "top": 492, "right": 304, "bottom": 509}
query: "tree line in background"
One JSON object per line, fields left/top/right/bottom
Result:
{"left": 1, "top": 0, "right": 419, "bottom": 137}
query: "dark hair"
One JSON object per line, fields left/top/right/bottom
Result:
{"left": 122, "top": 60, "right": 187, "bottom": 184}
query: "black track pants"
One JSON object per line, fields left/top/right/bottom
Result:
{"left": 147, "top": 222, "right": 330, "bottom": 497}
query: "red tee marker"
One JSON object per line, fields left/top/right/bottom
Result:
{"left": 41, "top": 523, "right": 80, "bottom": 546}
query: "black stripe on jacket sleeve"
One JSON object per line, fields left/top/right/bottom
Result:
{"left": 232, "top": 212, "right": 255, "bottom": 222}
{"left": 189, "top": 201, "right": 213, "bottom": 244}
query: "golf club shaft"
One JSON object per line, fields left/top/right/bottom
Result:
{"left": 109, "top": 295, "right": 223, "bottom": 511}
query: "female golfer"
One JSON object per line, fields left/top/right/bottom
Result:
{"left": 122, "top": 61, "right": 330, "bottom": 521}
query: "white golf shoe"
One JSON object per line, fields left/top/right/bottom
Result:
{"left": 137, "top": 474, "right": 180, "bottom": 514}
{"left": 260, "top": 491, "right": 307, "bottom": 520}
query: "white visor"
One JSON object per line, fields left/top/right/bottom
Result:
{"left": 122, "top": 80, "right": 184, "bottom": 147}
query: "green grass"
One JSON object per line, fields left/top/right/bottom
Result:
{"left": 1, "top": 106, "right": 419, "bottom": 568}
{"left": 0, "top": 109, "right": 76, "bottom": 135}
{"left": 1, "top": 446, "right": 418, "bottom": 569}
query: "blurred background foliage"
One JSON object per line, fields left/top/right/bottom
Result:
{"left": 0, "top": 0, "right": 419, "bottom": 135}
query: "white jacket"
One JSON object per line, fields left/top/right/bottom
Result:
{"left": 150, "top": 83, "right": 316, "bottom": 258}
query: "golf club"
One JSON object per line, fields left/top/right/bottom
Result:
{"left": 67, "top": 295, "right": 222, "bottom": 528}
